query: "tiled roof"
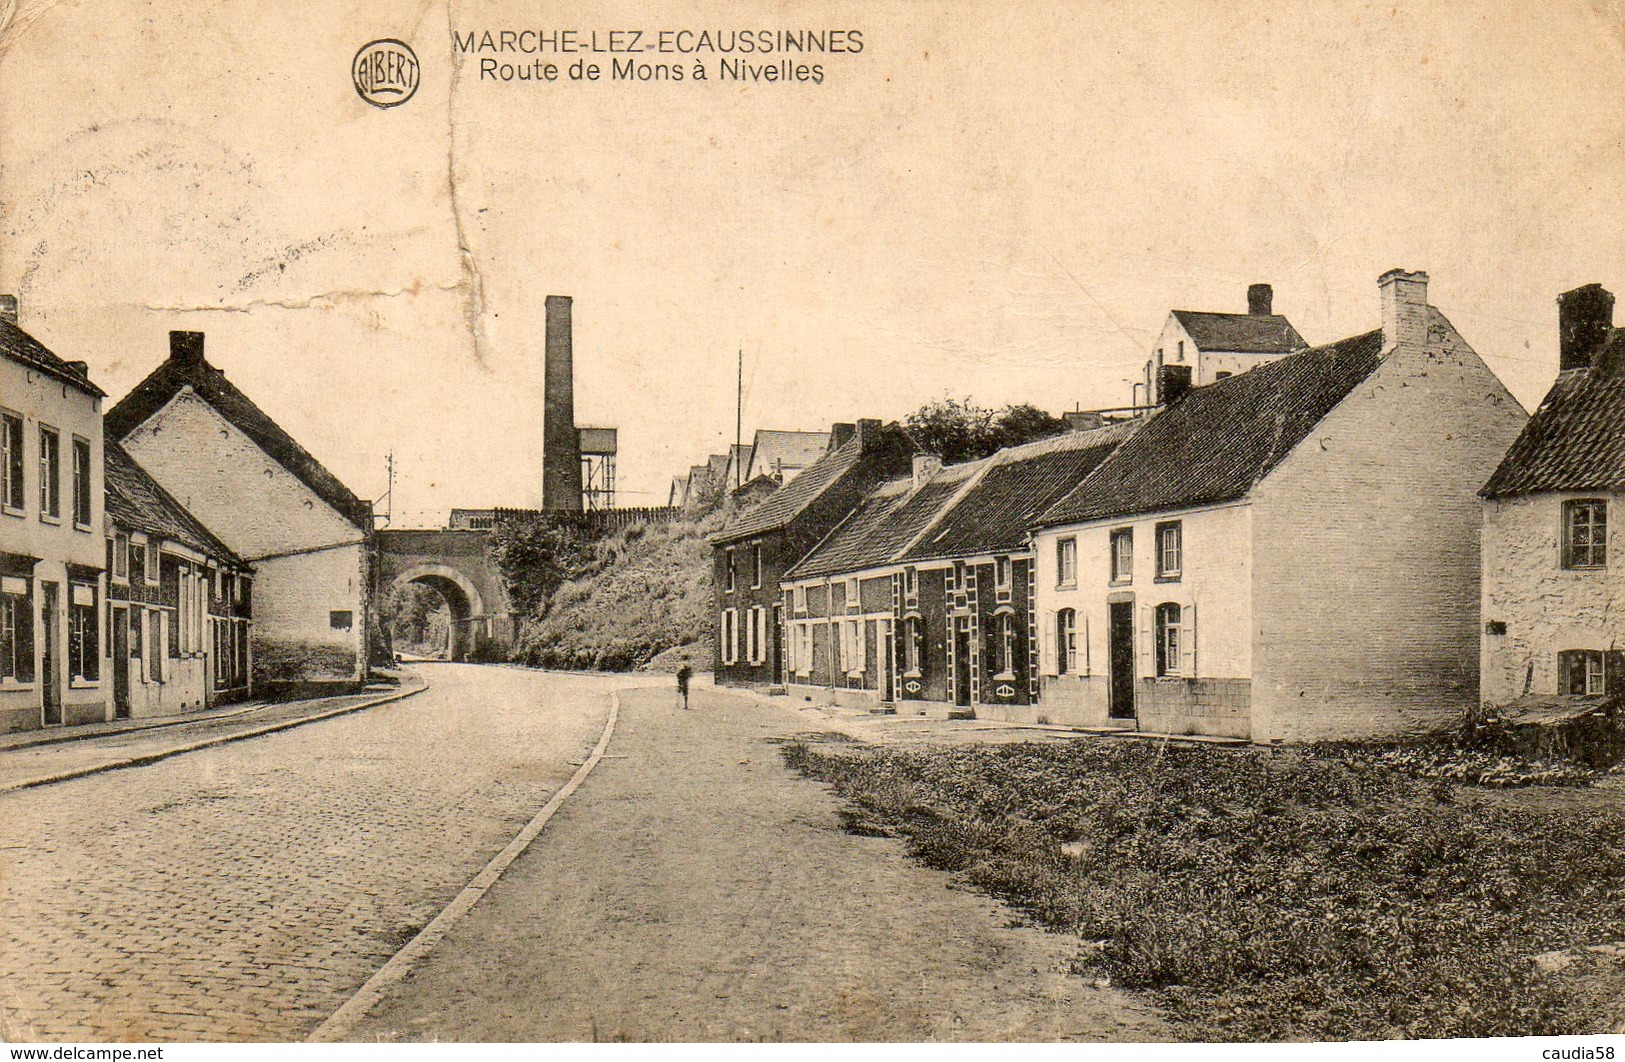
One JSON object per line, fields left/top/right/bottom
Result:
{"left": 1039, "top": 328, "right": 1385, "bottom": 527}
{"left": 106, "top": 354, "right": 373, "bottom": 531}
{"left": 105, "top": 441, "right": 243, "bottom": 566}
{"left": 747, "top": 430, "right": 830, "bottom": 480}
{"left": 786, "top": 460, "right": 983, "bottom": 579}
{"left": 0, "top": 317, "right": 105, "bottom": 397}
{"left": 1481, "top": 350, "right": 1625, "bottom": 499}
{"left": 713, "top": 425, "right": 909, "bottom": 544}
{"left": 1171, "top": 310, "right": 1306, "bottom": 354}
{"left": 905, "top": 422, "right": 1141, "bottom": 561}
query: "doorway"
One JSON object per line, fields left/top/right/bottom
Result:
{"left": 41, "top": 582, "right": 61, "bottom": 726}
{"left": 111, "top": 606, "right": 131, "bottom": 719}
{"left": 953, "top": 618, "right": 972, "bottom": 707}
{"left": 1108, "top": 600, "right": 1136, "bottom": 720}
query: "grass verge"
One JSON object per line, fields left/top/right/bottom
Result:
{"left": 782, "top": 738, "right": 1625, "bottom": 1041}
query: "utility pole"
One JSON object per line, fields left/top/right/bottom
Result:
{"left": 735, "top": 347, "right": 744, "bottom": 489}
{"left": 376, "top": 450, "right": 394, "bottom": 528}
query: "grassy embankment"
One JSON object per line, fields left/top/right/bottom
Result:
{"left": 783, "top": 737, "right": 1625, "bottom": 1041}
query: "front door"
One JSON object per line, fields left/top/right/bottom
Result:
{"left": 772, "top": 606, "right": 784, "bottom": 684}
{"left": 1108, "top": 600, "right": 1136, "bottom": 720}
{"left": 953, "top": 618, "right": 972, "bottom": 707}
{"left": 111, "top": 606, "right": 131, "bottom": 719}
{"left": 40, "top": 582, "right": 61, "bottom": 726}
{"left": 879, "top": 620, "right": 893, "bottom": 703}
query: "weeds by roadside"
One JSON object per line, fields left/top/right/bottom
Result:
{"left": 782, "top": 738, "right": 1625, "bottom": 1041}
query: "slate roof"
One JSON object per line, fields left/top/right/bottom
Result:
{"left": 746, "top": 429, "right": 830, "bottom": 481}
{"left": 786, "top": 460, "right": 984, "bottom": 579}
{"left": 905, "top": 422, "right": 1142, "bottom": 561}
{"left": 713, "top": 425, "right": 907, "bottom": 545}
{"left": 0, "top": 317, "right": 104, "bottom": 397}
{"left": 1038, "top": 328, "right": 1386, "bottom": 527}
{"left": 1481, "top": 345, "right": 1625, "bottom": 499}
{"left": 106, "top": 353, "right": 373, "bottom": 531}
{"left": 105, "top": 441, "right": 244, "bottom": 566}
{"left": 1171, "top": 310, "right": 1306, "bottom": 354}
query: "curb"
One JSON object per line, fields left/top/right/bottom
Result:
{"left": 0, "top": 701, "right": 279, "bottom": 754}
{"left": 0, "top": 680, "right": 430, "bottom": 796}
{"left": 307, "top": 687, "right": 623, "bottom": 1043}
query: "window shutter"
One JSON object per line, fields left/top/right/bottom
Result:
{"left": 1138, "top": 605, "right": 1154, "bottom": 679}
{"left": 1180, "top": 602, "right": 1197, "bottom": 677}
{"left": 1608, "top": 650, "right": 1625, "bottom": 698}
{"left": 1082, "top": 610, "right": 1092, "bottom": 677}
{"left": 1039, "top": 610, "right": 1055, "bottom": 676}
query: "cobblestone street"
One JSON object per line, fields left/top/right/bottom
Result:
{"left": 0, "top": 664, "right": 624, "bottom": 1042}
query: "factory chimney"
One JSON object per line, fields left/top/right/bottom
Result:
{"left": 542, "top": 295, "right": 583, "bottom": 512}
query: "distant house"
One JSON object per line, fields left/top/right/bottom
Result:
{"left": 711, "top": 420, "right": 912, "bottom": 688}
{"left": 1142, "top": 283, "right": 1307, "bottom": 404}
{"left": 107, "top": 331, "right": 375, "bottom": 691}
{"left": 743, "top": 429, "right": 830, "bottom": 486}
{"left": 1032, "top": 270, "right": 1526, "bottom": 742}
{"left": 105, "top": 441, "right": 252, "bottom": 717}
{"left": 0, "top": 296, "right": 108, "bottom": 733}
{"left": 1481, "top": 283, "right": 1625, "bottom": 704}
{"left": 776, "top": 423, "right": 1139, "bottom": 714}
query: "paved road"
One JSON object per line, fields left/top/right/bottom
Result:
{"left": 0, "top": 664, "right": 620, "bottom": 1042}
{"left": 349, "top": 685, "right": 1169, "bottom": 1042}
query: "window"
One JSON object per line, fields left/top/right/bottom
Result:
{"left": 757, "top": 609, "right": 769, "bottom": 665}
{"left": 1156, "top": 521, "right": 1183, "bottom": 580}
{"left": 1056, "top": 608, "right": 1077, "bottom": 676}
{"left": 903, "top": 616, "right": 922, "bottom": 676}
{"left": 743, "top": 606, "right": 756, "bottom": 664}
{"left": 903, "top": 567, "right": 917, "bottom": 599}
{"left": 845, "top": 577, "right": 860, "bottom": 612}
{"left": 112, "top": 533, "right": 128, "bottom": 581}
{"left": 330, "top": 610, "right": 353, "bottom": 631}
{"left": 1560, "top": 650, "right": 1608, "bottom": 696}
{"left": 1154, "top": 602, "right": 1182, "bottom": 677}
{"left": 130, "top": 607, "right": 141, "bottom": 660}
{"left": 0, "top": 575, "right": 34, "bottom": 683}
{"left": 1175, "top": 340, "right": 1185, "bottom": 363}
{"left": 752, "top": 544, "right": 764, "bottom": 589}
{"left": 129, "top": 543, "right": 146, "bottom": 585}
{"left": 1110, "top": 529, "right": 1133, "bottom": 584}
{"left": 724, "top": 548, "right": 736, "bottom": 593}
{"left": 721, "top": 608, "right": 738, "bottom": 665}
{"left": 797, "top": 623, "right": 813, "bottom": 675}
{"left": 71, "top": 436, "right": 92, "bottom": 528}
{"left": 1057, "top": 537, "right": 1077, "bottom": 587}
{"left": 995, "top": 556, "right": 1012, "bottom": 594}
{"left": 148, "top": 610, "right": 163, "bottom": 682}
{"left": 1563, "top": 500, "right": 1607, "bottom": 569}
{"left": 68, "top": 581, "right": 98, "bottom": 682}
{"left": 38, "top": 427, "right": 59, "bottom": 520}
{"left": 842, "top": 619, "right": 865, "bottom": 674}
{"left": 995, "top": 612, "right": 1017, "bottom": 677}
{"left": 791, "top": 584, "right": 806, "bottom": 616}
{"left": 1215, "top": 371, "right": 1233, "bottom": 380}
{"left": 1, "top": 412, "right": 22, "bottom": 513}
{"left": 145, "top": 543, "right": 159, "bottom": 583}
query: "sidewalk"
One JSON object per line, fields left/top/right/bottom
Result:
{"left": 0, "top": 671, "right": 428, "bottom": 793}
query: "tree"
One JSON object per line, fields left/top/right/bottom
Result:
{"left": 904, "top": 396, "right": 1068, "bottom": 463}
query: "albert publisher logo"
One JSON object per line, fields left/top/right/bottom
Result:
{"left": 353, "top": 39, "right": 420, "bottom": 108}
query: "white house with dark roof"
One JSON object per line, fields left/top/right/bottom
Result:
{"left": 1142, "top": 283, "right": 1308, "bottom": 404}
{"left": 108, "top": 331, "right": 374, "bottom": 691}
{"left": 1034, "top": 270, "right": 1527, "bottom": 743}
{"left": 0, "top": 296, "right": 108, "bottom": 733}
{"left": 1480, "top": 283, "right": 1625, "bottom": 705}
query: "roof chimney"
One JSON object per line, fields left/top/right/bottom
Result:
{"left": 1247, "top": 283, "right": 1273, "bottom": 316}
{"left": 1378, "top": 269, "right": 1429, "bottom": 351}
{"left": 169, "top": 330, "right": 206, "bottom": 368}
{"left": 66, "top": 360, "right": 89, "bottom": 377}
{"left": 912, "top": 452, "right": 942, "bottom": 488}
{"left": 0, "top": 295, "right": 16, "bottom": 325}
{"left": 541, "top": 295, "right": 582, "bottom": 513}
{"left": 1158, "top": 364, "right": 1192, "bottom": 405}
{"left": 829, "top": 422, "right": 856, "bottom": 450}
{"left": 855, "top": 418, "right": 882, "bottom": 451}
{"left": 1558, "top": 283, "right": 1615, "bottom": 373}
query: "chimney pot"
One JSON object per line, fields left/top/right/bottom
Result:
{"left": 1378, "top": 269, "right": 1429, "bottom": 350}
{"left": 66, "top": 360, "right": 89, "bottom": 376}
{"left": 1158, "top": 364, "right": 1193, "bottom": 405}
{"left": 912, "top": 453, "right": 942, "bottom": 487}
{"left": 829, "top": 422, "right": 856, "bottom": 450}
{"left": 169, "top": 330, "right": 206, "bottom": 367}
{"left": 1247, "top": 283, "right": 1273, "bottom": 316}
{"left": 1558, "top": 283, "right": 1615, "bottom": 373}
{"left": 0, "top": 295, "right": 16, "bottom": 325}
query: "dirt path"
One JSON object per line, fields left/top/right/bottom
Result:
{"left": 347, "top": 685, "right": 1169, "bottom": 1042}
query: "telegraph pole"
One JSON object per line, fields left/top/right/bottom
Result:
{"left": 735, "top": 347, "right": 744, "bottom": 488}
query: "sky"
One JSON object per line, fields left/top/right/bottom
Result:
{"left": 1, "top": 0, "right": 1622, "bottom": 523}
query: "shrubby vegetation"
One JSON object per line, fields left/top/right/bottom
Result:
{"left": 784, "top": 737, "right": 1625, "bottom": 1040}
{"left": 903, "top": 396, "right": 1069, "bottom": 463}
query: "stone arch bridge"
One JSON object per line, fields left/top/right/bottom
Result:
{"left": 377, "top": 530, "right": 514, "bottom": 661}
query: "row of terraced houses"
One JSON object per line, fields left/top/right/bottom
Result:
{"left": 1, "top": 298, "right": 374, "bottom": 734}
{"left": 712, "top": 270, "right": 1625, "bottom": 743}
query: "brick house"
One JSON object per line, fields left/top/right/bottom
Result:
{"left": 105, "top": 441, "right": 253, "bottom": 718}
{"left": 1031, "top": 270, "right": 1527, "bottom": 742}
{"left": 1480, "top": 283, "right": 1625, "bottom": 704}
{"left": 107, "top": 331, "right": 375, "bottom": 691}
{"left": 1142, "top": 283, "right": 1307, "bottom": 404}
{"left": 0, "top": 296, "right": 108, "bottom": 733}
{"left": 780, "top": 423, "right": 1139, "bottom": 716}
{"left": 711, "top": 419, "right": 912, "bottom": 687}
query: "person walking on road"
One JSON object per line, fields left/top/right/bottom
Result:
{"left": 676, "top": 664, "right": 692, "bottom": 710}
